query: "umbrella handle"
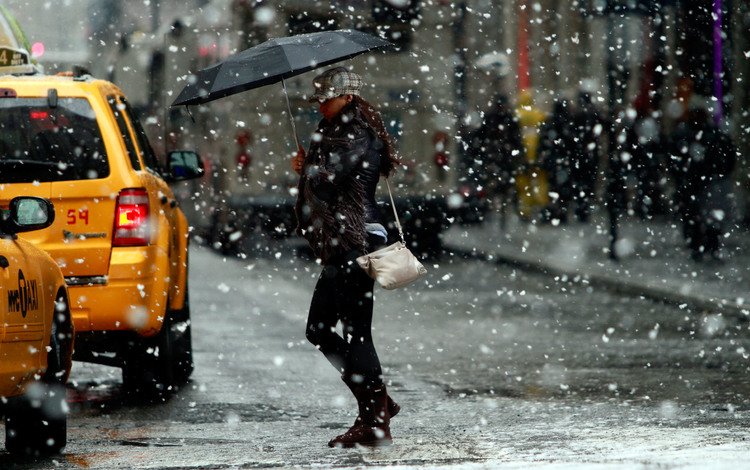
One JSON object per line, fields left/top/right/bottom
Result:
{"left": 281, "top": 77, "right": 301, "bottom": 151}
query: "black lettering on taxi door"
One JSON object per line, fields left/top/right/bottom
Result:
{"left": 6, "top": 269, "right": 39, "bottom": 318}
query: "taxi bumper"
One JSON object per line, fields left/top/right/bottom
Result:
{"left": 67, "top": 245, "right": 169, "bottom": 337}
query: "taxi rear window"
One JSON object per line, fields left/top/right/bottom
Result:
{"left": 0, "top": 97, "right": 109, "bottom": 183}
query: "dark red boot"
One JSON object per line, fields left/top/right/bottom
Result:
{"left": 341, "top": 376, "right": 400, "bottom": 422}
{"left": 328, "top": 387, "right": 392, "bottom": 448}
{"left": 387, "top": 394, "right": 401, "bottom": 419}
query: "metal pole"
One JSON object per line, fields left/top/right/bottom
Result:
{"left": 605, "top": 9, "right": 620, "bottom": 258}
{"left": 713, "top": 0, "right": 724, "bottom": 123}
{"left": 163, "top": 32, "right": 169, "bottom": 154}
{"left": 517, "top": 0, "right": 531, "bottom": 91}
{"left": 452, "top": 2, "right": 468, "bottom": 121}
{"left": 652, "top": 3, "right": 667, "bottom": 110}
{"left": 606, "top": 12, "right": 616, "bottom": 120}
{"left": 151, "top": 0, "right": 160, "bottom": 34}
{"left": 281, "top": 77, "right": 301, "bottom": 150}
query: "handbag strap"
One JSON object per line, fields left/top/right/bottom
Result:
{"left": 385, "top": 178, "right": 405, "bottom": 244}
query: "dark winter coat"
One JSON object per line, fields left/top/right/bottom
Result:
{"left": 670, "top": 120, "right": 737, "bottom": 229}
{"left": 538, "top": 103, "right": 575, "bottom": 193}
{"left": 670, "top": 121, "right": 736, "bottom": 196}
{"left": 606, "top": 118, "right": 637, "bottom": 214}
{"left": 570, "top": 100, "right": 605, "bottom": 182}
{"left": 475, "top": 103, "right": 524, "bottom": 194}
{"left": 294, "top": 103, "right": 384, "bottom": 264}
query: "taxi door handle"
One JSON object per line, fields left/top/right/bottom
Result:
{"left": 0, "top": 255, "right": 8, "bottom": 269}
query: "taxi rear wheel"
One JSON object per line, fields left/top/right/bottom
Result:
{"left": 169, "top": 283, "right": 194, "bottom": 386}
{"left": 121, "top": 284, "right": 193, "bottom": 399}
{"left": 5, "top": 384, "right": 67, "bottom": 456}
{"left": 168, "top": 315, "right": 194, "bottom": 386}
{"left": 121, "top": 320, "right": 176, "bottom": 401}
{"left": 43, "top": 291, "right": 74, "bottom": 385}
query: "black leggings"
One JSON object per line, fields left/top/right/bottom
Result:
{"left": 305, "top": 234, "right": 384, "bottom": 389}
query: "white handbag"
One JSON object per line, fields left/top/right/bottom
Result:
{"left": 356, "top": 179, "right": 427, "bottom": 289}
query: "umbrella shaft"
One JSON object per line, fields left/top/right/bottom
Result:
{"left": 282, "top": 77, "right": 301, "bottom": 150}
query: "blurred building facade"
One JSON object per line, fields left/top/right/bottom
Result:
{"left": 4, "top": 0, "right": 749, "bottom": 218}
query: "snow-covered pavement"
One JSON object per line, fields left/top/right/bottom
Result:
{"left": 443, "top": 213, "right": 750, "bottom": 319}
{"left": 4, "top": 243, "right": 748, "bottom": 469}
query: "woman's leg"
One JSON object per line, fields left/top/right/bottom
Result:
{"left": 305, "top": 266, "right": 349, "bottom": 374}
{"left": 328, "top": 243, "right": 395, "bottom": 448}
{"left": 337, "top": 261, "right": 383, "bottom": 390}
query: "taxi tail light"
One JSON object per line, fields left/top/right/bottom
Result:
{"left": 113, "top": 188, "right": 150, "bottom": 246}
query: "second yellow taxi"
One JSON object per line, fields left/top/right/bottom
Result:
{"left": 0, "top": 196, "right": 73, "bottom": 456}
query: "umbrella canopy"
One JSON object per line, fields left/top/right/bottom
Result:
{"left": 172, "top": 29, "right": 392, "bottom": 107}
{"left": 475, "top": 52, "right": 510, "bottom": 77}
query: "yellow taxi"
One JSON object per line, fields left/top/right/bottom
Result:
{"left": 0, "top": 72, "right": 204, "bottom": 398}
{"left": 0, "top": 196, "right": 73, "bottom": 456}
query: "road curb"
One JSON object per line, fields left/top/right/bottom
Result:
{"left": 444, "top": 243, "right": 750, "bottom": 322}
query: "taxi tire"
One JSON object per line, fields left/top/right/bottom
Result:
{"left": 121, "top": 321, "right": 176, "bottom": 402}
{"left": 168, "top": 284, "right": 194, "bottom": 386}
{"left": 43, "top": 291, "right": 74, "bottom": 385}
{"left": 5, "top": 384, "right": 67, "bottom": 456}
{"left": 168, "top": 316, "right": 194, "bottom": 386}
{"left": 121, "top": 284, "right": 192, "bottom": 400}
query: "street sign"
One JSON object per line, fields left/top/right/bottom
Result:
{"left": 0, "top": 5, "right": 38, "bottom": 74}
{"left": 0, "top": 46, "right": 29, "bottom": 67}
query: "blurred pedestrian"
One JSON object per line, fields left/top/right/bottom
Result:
{"left": 570, "top": 92, "right": 605, "bottom": 222}
{"left": 605, "top": 108, "right": 635, "bottom": 260}
{"left": 538, "top": 98, "right": 575, "bottom": 224}
{"left": 458, "top": 118, "right": 483, "bottom": 185}
{"left": 455, "top": 116, "right": 498, "bottom": 224}
{"left": 432, "top": 131, "right": 450, "bottom": 183}
{"left": 235, "top": 130, "right": 253, "bottom": 181}
{"left": 669, "top": 98, "right": 737, "bottom": 261}
{"left": 631, "top": 109, "right": 666, "bottom": 219}
{"left": 475, "top": 93, "right": 524, "bottom": 229}
{"left": 291, "top": 67, "right": 401, "bottom": 447}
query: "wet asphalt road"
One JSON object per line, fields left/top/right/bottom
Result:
{"left": 2, "top": 238, "right": 749, "bottom": 469}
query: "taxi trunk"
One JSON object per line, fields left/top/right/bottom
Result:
{"left": 0, "top": 183, "right": 115, "bottom": 278}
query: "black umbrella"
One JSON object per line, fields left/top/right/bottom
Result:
{"left": 172, "top": 29, "right": 392, "bottom": 147}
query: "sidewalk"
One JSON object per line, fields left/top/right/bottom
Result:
{"left": 442, "top": 212, "right": 750, "bottom": 320}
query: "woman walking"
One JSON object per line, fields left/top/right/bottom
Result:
{"left": 291, "top": 67, "right": 400, "bottom": 447}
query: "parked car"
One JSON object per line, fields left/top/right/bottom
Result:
{"left": 0, "top": 196, "right": 74, "bottom": 456}
{"left": 447, "top": 184, "right": 490, "bottom": 226}
{"left": 0, "top": 71, "right": 204, "bottom": 399}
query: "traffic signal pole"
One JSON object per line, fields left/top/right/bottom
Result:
{"left": 712, "top": 0, "right": 724, "bottom": 123}
{"left": 452, "top": 1, "right": 468, "bottom": 125}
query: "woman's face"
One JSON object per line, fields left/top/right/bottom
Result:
{"left": 319, "top": 95, "right": 352, "bottom": 120}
